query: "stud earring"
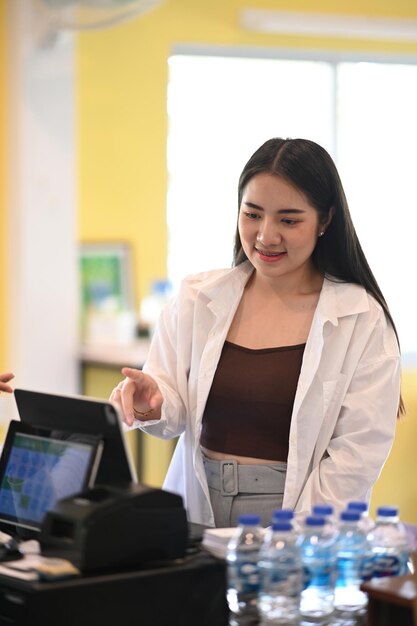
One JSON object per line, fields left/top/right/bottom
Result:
{"left": 318, "top": 231, "right": 324, "bottom": 237}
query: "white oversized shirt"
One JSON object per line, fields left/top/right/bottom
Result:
{"left": 135, "top": 263, "right": 401, "bottom": 527}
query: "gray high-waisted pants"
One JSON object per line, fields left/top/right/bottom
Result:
{"left": 203, "top": 455, "right": 287, "bottom": 528}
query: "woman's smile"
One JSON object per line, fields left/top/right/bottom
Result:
{"left": 255, "top": 247, "right": 287, "bottom": 263}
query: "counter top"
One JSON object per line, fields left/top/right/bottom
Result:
{"left": 79, "top": 339, "right": 151, "bottom": 369}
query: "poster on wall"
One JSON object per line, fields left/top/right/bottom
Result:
{"left": 79, "top": 243, "right": 135, "bottom": 343}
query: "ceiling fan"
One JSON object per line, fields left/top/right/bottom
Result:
{"left": 36, "top": 0, "right": 164, "bottom": 31}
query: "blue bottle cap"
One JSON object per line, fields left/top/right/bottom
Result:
{"left": 272, "top": 509, "right": 294, "bottom": 520}
{"left": 312, "top": 504, "right": 334, "bottom": 515}
{"left": 271, "top": 521, "right": 293, "bottom": 532}
{"left": 347, "top": 501, "right": 368, "bottom": 512}
{"left": 376, "top": 506, "right": 399, "bottom": 517}
{"left": 238, "top": 514, "right": 261, "bottom": 526}
{"left": 305, "top": 516, "right": 326, "bottom": 527}
{"left": 340, "top": 511, "right": 360, "bottom": 522}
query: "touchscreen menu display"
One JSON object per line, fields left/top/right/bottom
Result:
{"left": 0, "top": 432, "right": 96, "bottom": 528}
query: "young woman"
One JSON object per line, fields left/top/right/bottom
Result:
{"left": 111, "top": 138, "right": 401, "bottom": 527}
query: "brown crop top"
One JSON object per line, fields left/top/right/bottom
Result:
{"left": 200, "top": 341, "right": 305, "bottom": 461}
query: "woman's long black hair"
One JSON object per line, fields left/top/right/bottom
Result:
{"left": 234, "top": 138, "right": 403, "bottom": 414}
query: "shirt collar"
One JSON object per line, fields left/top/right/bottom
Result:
{"left": 198, "top": 265, "right": 371, "bottom": 324}
{"left": 319, "top": 276, "right": 371, "bottom": 326}
{"left": 200, "top": 262, "right": 253, "bottom": 316}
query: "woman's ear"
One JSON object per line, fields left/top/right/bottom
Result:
{"left": 322, "top": 206, "right": 335, "bottom": 232}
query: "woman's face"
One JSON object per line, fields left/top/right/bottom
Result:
{"left": 238, "top": 173, "right": 323, "bottom": 284}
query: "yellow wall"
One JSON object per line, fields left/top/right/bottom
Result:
{"left": 371, "top": 371, "right": 417, "bottom": 523}
{"left": 0, "top": 0, "right": 7, "bottom": 371}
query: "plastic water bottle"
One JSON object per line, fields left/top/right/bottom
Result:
{"left": 139, "top": 279, "right": 172, "bottom": 336}
{"left": 312, "top": 503, "right": 336, "bottom": 520}
{"left": 334, "top": 511, "right": 369, "bottom": 612}
{"left": 263, "top": 509, "right": 296, "bottom": 550}
{"left": 272, "top": 508, "right": 305, "bottom": 534}
{"left": 347, "top": 501, "right": 375, "bottom": 533}
{"left": 271, "top": 509, "right": 295, "bottom": 532}
{"left": 258, "top": 521, "right": 302, "bottom": 624}
{"left": 271, "top": 509, "right": 294, "bottom": 524}
{"left": 226, "top": 514, "right": 263, "bottom": 620}
{"left": 298, "top": 516, "right": 337, "bottom": 619}
{"left": 312, "top": 504, "right": 338, "bottom": 535}
{"left": 368, "top": 505, "right": 410, "bottom": 578}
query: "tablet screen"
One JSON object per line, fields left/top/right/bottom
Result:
{"left": 0, "top": 422, "right": 102, "bottom": 532}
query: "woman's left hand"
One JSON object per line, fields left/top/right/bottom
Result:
{"left": 0, "top": 372, "right": 15, "bottom": 394}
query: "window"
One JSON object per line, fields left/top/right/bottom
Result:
{"left": 167, "top": 52, "right": 417, "bottom": 354}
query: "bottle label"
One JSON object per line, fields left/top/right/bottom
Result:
{"left": 261, "top": 566, "right": 302, "bottom": 597}
{"left": 303, "top": 563, "right": 334, "bottom": 590}
{"left": 270, "top": 567, "right": 297, "bottom": 584}
{"left": 236, "top": 561, "right": 260, "bottom": 593}
{"left": 336, "top": 554, "right": 373, "bottom": 585}
{"left": 372, "top": 554, "right": 406, "bottom": 578}
{"left": 360, "top": 555, "right": 374, "bottom": 581}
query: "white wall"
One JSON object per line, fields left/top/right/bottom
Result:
{"left": 1, "top": 0, "right": 78, "bottom": 425}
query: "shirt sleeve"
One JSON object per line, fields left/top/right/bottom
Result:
{"left": 133, "top": 292, "right": 190, "bottom": 440}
